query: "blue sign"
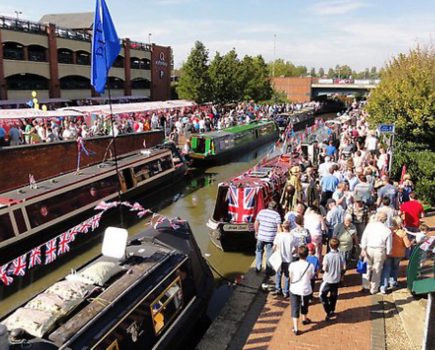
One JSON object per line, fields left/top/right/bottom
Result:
{"left": 378, "top": 124, "right": 395, "bottom": 133}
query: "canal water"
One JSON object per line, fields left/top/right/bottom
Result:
{"left": 0, "top": 141, "right": 274, "bottom": 319}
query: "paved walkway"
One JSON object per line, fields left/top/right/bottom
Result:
{"left": 240, "top": 214, "right": 434, "bottom": 350}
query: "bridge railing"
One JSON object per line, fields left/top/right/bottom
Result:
{"left": 316, "top": 79, "right": 380, "bottom": 85}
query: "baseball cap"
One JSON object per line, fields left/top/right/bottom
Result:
{"left": 306, "top": 243, "right": 315, "bottom": 252}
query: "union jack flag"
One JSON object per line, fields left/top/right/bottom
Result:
{"left": 94, "top": 201, "right": 120, "bottom": 212}
{"left": 227, "top": 186, "right": 257, "bottom": 223}
{"left": 9, "top": 255, "right": 27, "bottom": 276}
{"left": 69, "top": 227, "right": 80, "bottom": 242}
{"left": 129, "top": 202, "right": 144, "bottom": 212}
{"left": 137, "top": 209, "right": 152, "bottom": 218}
{"left": 29, "top": 246, "right": 42, "bottom": 268}
{"left": 45, "top": 238, "right": 57, "bottom": 265}
{"left": 0, "top": 264, "right": 13, "bottom": 286}
{"left": 152, "top": 214, "right": 168, "bottom": 229}
{"left": 58, "top": 232, "right": 71, "bottom": 255}
{"left": 89, "top": 212, "right": 103, "bottom": 230}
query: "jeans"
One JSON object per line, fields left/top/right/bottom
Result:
{"left": 319, "top": 281, "right": 339, "bottom": 314}
{"left": 380, "top": 257, "right": 402, "bottom": 291}
{"left": 255, "top": 240, "right": 273, "bottom": 273}
{"left": 275, "top": 262, "right": 290, "bottom": 294}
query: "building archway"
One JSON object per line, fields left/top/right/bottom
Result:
{"left": 6, "top": 74, "right": 49, "bottom": 90}
{"left": 28, "top": 45, "right": 47, "bottom": 62}
{"left": 76, "top": 50, "right": 91, "bottom": 65}
{"left": 58, "top": 48, "right": 74, "bottom": 64}
{"left": 131, "top": 78, "right": 150, "bottom": 89}
{"left": 107, "top": 76, "right": 124, "bottom": 89}
{"left": 2, "top": 42, "right": 25, "bottom": 60}
{"left": 60, "top": 75, "right": 91, "bottom": 89}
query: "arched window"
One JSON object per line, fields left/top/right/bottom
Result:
{"left": 6, "top": 74, "right": 49, "bottom": 90}
{"left": 141, "top": 58, "right": 151, "bottom": 70}
{"left": 131, "top": 56, "right": 141, "bottom": 69}
{"left": 58, "top": 48, "right": 74, "bottom": 64}
{"left": 131, "top": 78, "right": 150, "bottom": 89}
{"left": 107, "top": 77, "right": 124, "bottom": 89}
{"left": 60, "top": 75, "right": 91, "bottom": 89}
{"left": 3, "top": 42, "right": 24, "bottom": 60}
{"left": 113, "top": 55, "right": 124, "bottom": 68}
{"left": 28, "top": 45, "right": 47, "bottom": 62}
{"left": 76, "top": 50, "right": 91, "bottom": 65}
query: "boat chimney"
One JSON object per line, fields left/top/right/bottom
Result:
{"left": 0, "top": 324, "right": 9, "bottom": 350}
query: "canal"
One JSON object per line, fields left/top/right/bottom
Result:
{"left": 0, "top": 142, "right": 273, "bottom": 320}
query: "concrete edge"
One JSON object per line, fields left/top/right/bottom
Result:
{"left": 196, "top": 260, "right": 265, "bottom": 350}
{"left": 370, "top": 294, "right": 386, "bottom": 350}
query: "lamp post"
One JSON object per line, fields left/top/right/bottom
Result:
{"left": 14, "top": 11, "right": 22, "bottom": 20}
{"left": 272, "top": 34, "right": 277, "bottom": 78}
{"left": 148, "top": 33, "right": 152, "bottom": 45}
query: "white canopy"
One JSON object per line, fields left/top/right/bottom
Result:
{"left": 0, "top": 108, "right": 84, "bottom": 119}
{"left": 59, "top": 99, "right": 196, "bottom": 115}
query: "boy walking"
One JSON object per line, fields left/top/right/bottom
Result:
{"left": 320, "top": 238, "right": 346, "bottom": 320}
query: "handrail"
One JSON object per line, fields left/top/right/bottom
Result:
{"left": 407, "top": 238, "right": 435, "bottom": 295}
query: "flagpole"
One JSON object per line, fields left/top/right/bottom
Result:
{"left": 106, "top": 72, "right": 124, "bottom": 228}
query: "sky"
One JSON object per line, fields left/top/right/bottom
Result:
{"left": 0, "top": 0, "right": 434, "bottom": 70}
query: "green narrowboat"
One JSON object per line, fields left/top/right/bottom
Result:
{"left": 189, "top": 120, "right": 279, "bottom": 165}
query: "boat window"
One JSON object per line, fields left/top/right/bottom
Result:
{"left": 26, "top": 176, "right": 119, "bottom": 228}
{"left": 13, "top": 209, "right": 27, "bottom": 234}
{"left": 191, "top": 137, "right": 206, "bottom": 154}
{"left": 0, "top": 213, "right": 15, "bottom": 242}
{"left": 258, "top": 123, "right": 275, "bottom": 136}
{"left": 150, "top": 277, "right": 184, "bottom": 335}
{"left": 133, "top": 155, "right": 173, "bottom": 183}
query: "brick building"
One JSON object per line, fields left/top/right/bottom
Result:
{"left": 0, "top": 13, "right": 172, "bottom": 104}
{"left": 271, "top": 77, "right": 313, "bottom": 103}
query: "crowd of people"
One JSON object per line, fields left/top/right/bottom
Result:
{"left": 254, "top": 105, "right": 429, "bottom": 335}
{"left": 0, "top": 101, "right": 320, "bottom": 147}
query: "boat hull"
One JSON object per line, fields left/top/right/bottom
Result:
{"left": 208, "top": 219, "right": 256, "bottom": 251}
{"left": 190, "top": 129, "right": 279, "bottom": 166}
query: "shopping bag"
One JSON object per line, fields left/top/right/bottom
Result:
{"left": 268, "top": 251, "right": 282, "bottom": 272}
{"left": 356, "top": 258, "right": 367, "bottom": 274}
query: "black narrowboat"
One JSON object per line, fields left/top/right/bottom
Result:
{"left": 0, "top": 146, "right": 187, "bottom": 276}
{"left": 0, "top": 220, "right": 214, "bottom": 350}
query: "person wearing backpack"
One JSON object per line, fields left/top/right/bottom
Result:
{"left": 289, "top": 245, "right": 315, "bottom": 335}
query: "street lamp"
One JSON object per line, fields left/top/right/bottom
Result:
{"left": 14, "top": 11, "right": 22, "bottom": 20}
{"left": 148, "top": 33, "right": 152, "bottom": 45}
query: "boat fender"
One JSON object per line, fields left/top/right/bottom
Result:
{"left": 0, "top": 324, "right": 8, "bottom": 350}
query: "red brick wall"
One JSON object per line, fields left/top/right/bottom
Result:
{"left": 272, "top": 77, "right": 313, "bottom": 103}
{"left": 151, "top": 44, "right": 171, "bottom": 101}
{"left": 0, "top": 131, "right": 164, "bottom": 192}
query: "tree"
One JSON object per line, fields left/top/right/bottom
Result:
{"left": 370, "top": 66, "right": 378, "bottom": 79}
{"left": 318, "top": 67, "right": 325, "bottom": 78}
{"left": 310, "top": 67, "right": 316, "bottom": 77}
{"left": 327, "top": 68, "right": 335, "bottom": 78}
{"left": 176, "top": 41, "right": 211, "bottom": 103}
{"left": 366, "top": 46, "right": 435, "bottom": 144}
{"left": 209, "top": 49, "right": 243, "bottom": 103}
{"left": 240, "top": 55, "right": 272, "bottom": 101}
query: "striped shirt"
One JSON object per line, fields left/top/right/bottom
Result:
{"left": 256, "top": 209, "right": 281, "bottom": 242}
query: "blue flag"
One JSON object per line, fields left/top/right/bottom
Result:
{"left": 91, "top": 0, "right": 121, "bottom": 94}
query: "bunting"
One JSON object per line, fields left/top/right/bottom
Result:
{"left": 58, "top": 232, "right": 71, "bottom": 255}
{"left": 45, "top": 238, "right": 57, "bottom": 265}
{"left": 0, "top": 264, "right": 13, "bottom": 286}
{"left": 28, "top": 246, "right": 42, "bottom": 268}
{"left": 9, "top": 255, "right": 27, "bottom": 277}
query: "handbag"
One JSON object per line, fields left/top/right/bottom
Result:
{"left": 356, "top": 258, "right": 367, "bottom": 274}
{"left": 268, "top": 250, "right": 282, "bottom": 272}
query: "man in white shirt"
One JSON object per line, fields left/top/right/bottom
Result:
{"left": 318, "top": 156, "right": 333, "bottom": 178}
{"left": 360, "top": 212, "right": 392, "bottom": 294}
{"left": 272, "top": 221, "right": 296, "bottom": 297}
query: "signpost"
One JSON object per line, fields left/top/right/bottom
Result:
{"left": 377, "top": 124, "right": 395, "bottom": 173}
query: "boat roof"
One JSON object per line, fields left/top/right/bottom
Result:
{"left": 0, "top": 148, "right": 170, "bottom": 204}
{"left": 192, "top": 120, "right": 274, "bottom": 139}
{"left": 59, "top": 99, "right": 195, "bottom": 115}
{"left": 0, "top": 109, "right": 84, "bottom": 119}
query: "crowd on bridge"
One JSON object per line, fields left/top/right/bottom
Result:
{"left": 0, "top": 101, "right": 320, "bottom": 147}
{"left": 253, "top": 103, "right": 429, "bottom": 335}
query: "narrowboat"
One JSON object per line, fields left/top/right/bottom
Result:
{"left": 273, "top": 109, "right": 315, "bottom": 132}
{"left": 188, "top": 120, "right": 279, "bottom": 165}
{"left": 0, "top": 220, "right": 214, "bottom": 350}
{"left": 207, "top": 153, "right": 300, "bottom": 251}
{"left": 0, "top": 145, "right": 187, "bottom": 280}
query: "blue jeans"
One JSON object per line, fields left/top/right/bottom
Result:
{"left": 275, "top": 262, "right": 290, "bottom": 294}
{"left": 255, "top": 240, "right": 273, "bottom": 273}
{"left": 380, "top": 257, "right": 402, "bottom": 291}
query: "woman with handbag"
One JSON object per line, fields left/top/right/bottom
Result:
{"left": 289, "top": 245, "right": 315, "bottom": 335}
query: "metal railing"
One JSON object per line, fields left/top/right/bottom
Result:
{"left": 0, "top": 16, "right": 46, "bottom": 34}
{"left": 129, "top": 40, "right": 152, "bottom": 52}
{"left": 407, "top": 238, "right": 435, "bottom": 295}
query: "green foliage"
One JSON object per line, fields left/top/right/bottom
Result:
{"left": 318, "top": 67, "right": 325, "bottom": 77}
{"left": 176, "top": 41, "right": 211, "bottom": 103}
{"left": 268, "top": 59, "right": 308, "bottom": 77}
{"left": 177, "top": 42, "right": 272, "bottom": 103}
{"left": 391, "top": 141, "right": 435, "bottom": 204}
{"left": 310, "top": 67, "right": 316, "bottom": 77}
{"left": 366, "top": 46, "right": 435, "bottom": 145}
